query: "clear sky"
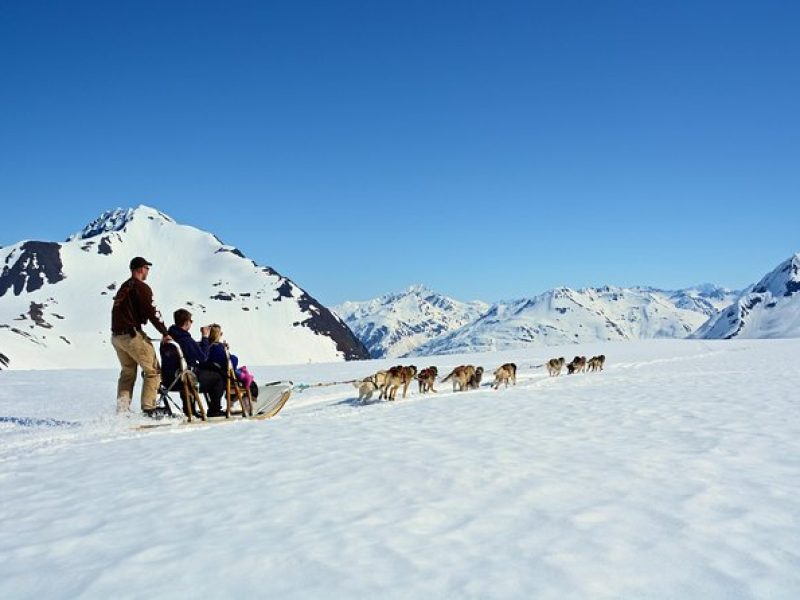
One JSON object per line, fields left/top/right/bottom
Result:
{"left": 1, "top": 1, "right": 798, "bottom": 305}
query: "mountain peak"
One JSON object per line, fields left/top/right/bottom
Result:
{"left": 3, "top": 204, "right": 368, "bottom": 368}
{"left": 751, "top": 252, "right": 800, "bottom": 298}
{"left": 693, "top": 252, "right": 800, "bottom": 341}
{"left": 334, "top": 284, "right": 489, "bottom": 358}
{"left": 405, "top": 283, "right": 430, "bottom": 295}
{"left": 67, "top": 205, "right": 174, "bottom": 241}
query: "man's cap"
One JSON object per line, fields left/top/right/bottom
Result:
{"left": 129, "top": 257, "right": 153, "bottom": 270}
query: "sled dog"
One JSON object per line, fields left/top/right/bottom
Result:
{"left": 587, "top": 355, "right": 606, "bottom": 372}
{"left": 468, "top": 366, "right": 484, "bottom": 390}
{"left": 382, "top": 365, "right": 418, "bottom": 400}
{"left": 567, "top": 356, "right": 587, "bottom": 374}
{"left": 353, "top": 378, "right": 379, "bottom": 404}
{"left": 369, "top": 370, "right": 389, "bottom": 397}
{"left": 441, "top": 365, "right": 476, "bottom": 392}
{"left": 492, "top": 363, "right": 517, "bottom": 389}
{"left": 546, "top": 357, "right": 565, "bottom": 377}
{"left": 417, "top": 367, "right": 439, "bottom": 393}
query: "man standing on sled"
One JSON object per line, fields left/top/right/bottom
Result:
{"left": 111, "top": 257, "right": 172, "bottom": 417}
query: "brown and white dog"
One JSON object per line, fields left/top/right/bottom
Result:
{"left": 546, "top": 357, "right": 566, "bottom": 377}
{"left": 370, "top": 370, "right": 389, "bottom": 397}
{"left": 416, "top": 366, "right": 438, "bottom": 393}
{"left": 441, "top": 365, "right": 476, "bottom": 392}
{"left": 587, "top": 355, "right": 606, "bottom": 372}
{"left": 381, "top": 365, "right": 418, "bottom": 400}
{"left": 492, "top": 363, "right": 517, "bottom": 389}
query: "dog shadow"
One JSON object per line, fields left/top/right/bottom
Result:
{"left": 332, "top": 397, "right": 382, "bottom": 407}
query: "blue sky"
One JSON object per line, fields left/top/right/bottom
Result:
{"left": 1, "top": 1, "right": 798, "bottom": 305}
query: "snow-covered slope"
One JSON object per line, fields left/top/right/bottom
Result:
{"left": 666, "top": 283, "right": 740, "bottom": 317}
{"left": 334, "top": 285, "right": 488, "bottom": 358}
{"left": 0, "top": 206, "right": 369, "bottom": 369}
{"left": 2, "top": 339, "right": 799, "bottom": 597}
{"left": 695, "top": 253, "right": 800, "bottom": 340}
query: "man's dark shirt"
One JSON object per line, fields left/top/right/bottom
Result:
{"left": 111, "top": 277, "right": 168, "bottom": 336}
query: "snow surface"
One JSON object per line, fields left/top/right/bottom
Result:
{"left": 1, "top": 338, "right": 799, "bottom": 598}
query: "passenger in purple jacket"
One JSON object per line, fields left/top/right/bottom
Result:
{"left": 165, "top": 309, "right": 226, "bottom": 417}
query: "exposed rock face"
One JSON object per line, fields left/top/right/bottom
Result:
{"left": 0, "top": 241, "right": 65, "bottom": 297}
{"left": 294, "top": 289, "right": 369, "bottom": 361}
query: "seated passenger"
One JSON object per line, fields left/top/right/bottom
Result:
{"left": 167, "top": 309, "right": 226, "bottom": 417}
{"left": 206, "top": 323, "right": 258, "bottom": 399}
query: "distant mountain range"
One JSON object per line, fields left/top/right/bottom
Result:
{"left": 337, "top": 252, "right": 800, "bottom": 358}
{"left": 335, "top": 284, "right": 739, "bottom": 358}
{"left": 0, "top": 206, "right": 369, "bottom": 369}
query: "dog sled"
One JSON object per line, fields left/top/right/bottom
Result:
{"left": 137, "top": 341, "right": 292, "bottom": 430}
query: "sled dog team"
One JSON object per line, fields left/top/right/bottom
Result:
{"left": 355, "top": 355, "right": 606, "bottom": 403}
{"left": 546, "top": 354, "right": 606, "bottom": 376}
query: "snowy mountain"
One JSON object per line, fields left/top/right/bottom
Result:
{"left": 667, "top": 283, "right": 740, "bottom": 317}
{"left": 0, "top": 206, "right": 369, "bottom": 369}
{"left": 334, "top": 285, "right": 489, "bottom": 358}
{"left": 694, "top": 253, "right": 800, "bottom": 340}
{"left": 338, "top": 284, "right": 738, "bottom": 358}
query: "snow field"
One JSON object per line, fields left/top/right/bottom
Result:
{"left": 1, "top": 339, "right": 799, "bottom": 598}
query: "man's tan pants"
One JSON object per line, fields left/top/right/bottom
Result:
{"left": 111, "top": 332, "right": 160, "bottom": 412}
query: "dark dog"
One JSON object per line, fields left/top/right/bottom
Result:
{"left": 567, "top": 356, "right": 587, "bottom": 374}
{"left": 467, "top": 366, "right": 484, "bottom": 390}
{"left": 417, "top": 366, "right": 439, "bottom": 393}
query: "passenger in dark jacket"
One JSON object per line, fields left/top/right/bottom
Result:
{"left": 204, "top": 323, "right": 259, "bottom": 400}
{"left": 206, "top": 324, "right": 238, "bottom": 372}
{"left": 165, "top": 308, "right": 226, "bottom": 417}
{"left": 167, "top": 324, "right": 211, "bottom": 370}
